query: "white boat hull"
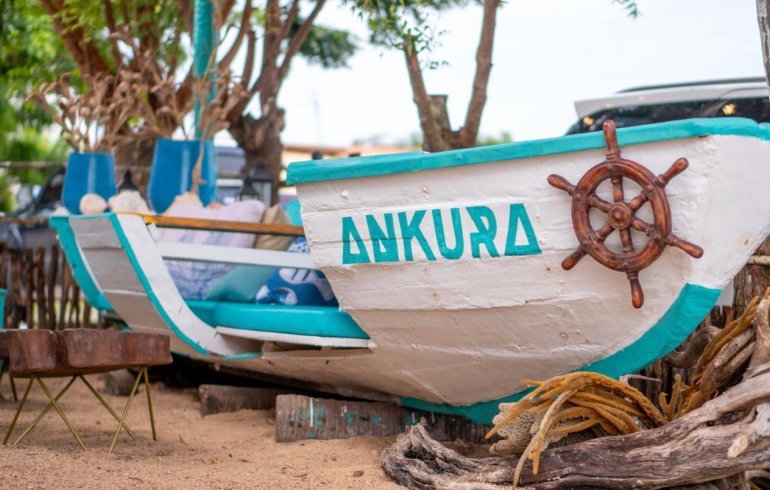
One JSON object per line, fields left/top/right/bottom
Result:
{"left": 56, "top": 119, "right": 770, "bottom": 424}
{"left": 285, "top": 120, "right": 770, "bottom": 415}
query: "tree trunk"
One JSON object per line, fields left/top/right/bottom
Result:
{"left": 227, "top": 107, "right": 285, "bottom": 206}
{"left": 758, "top": 1, "right": 770, "bottom": 86}
{"left": 403, "top": 0, "right": 500, "bottom": 152}
{"left": 733, "top": 237, "right": 770, "bottom": 316}
{"left": 739, "top": 1, "right": 770, "bottom": 318}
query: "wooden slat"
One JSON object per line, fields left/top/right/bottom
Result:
{"left": 157, "top": 242, "right": 316, "bottom": 269}
{"left": 142, "top": 214, "right": 305, "bottom": 237}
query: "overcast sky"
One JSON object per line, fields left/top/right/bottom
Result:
{"left": 234, "top": 0, "right": 765, "bottom": 148}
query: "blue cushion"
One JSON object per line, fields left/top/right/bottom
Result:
{"left": 204, "top": 265, "right": 276, "bottom": 302}
{"left": 256, "top": 237, "right": 338, "bottom": 307}
{"left": 187, "top": 300, "right": 218, "bottom": 326}
{"left": 213, "top": 302, "right": 368, "bottom": 339}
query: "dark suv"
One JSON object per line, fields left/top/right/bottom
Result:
{"left": 566, "top": 78, "right": 770, "bottom": 135}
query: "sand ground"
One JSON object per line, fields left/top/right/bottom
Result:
{"left": 0, "top": 375, "right": 407, "bottom": 489}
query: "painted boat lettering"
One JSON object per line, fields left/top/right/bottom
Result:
{"left": 342, "top": 203, "right": 541, "bottom": 264}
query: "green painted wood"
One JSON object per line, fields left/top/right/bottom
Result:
{"left": 275, "top": 394, "right": 493, "bottom": 443}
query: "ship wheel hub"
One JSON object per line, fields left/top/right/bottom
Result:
{"left": 608, "top": 202, "right": 632, "bottom": 230}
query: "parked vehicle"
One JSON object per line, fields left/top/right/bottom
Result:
{"left": 567, "top": 77, "right": 770, "bottom": 134}
{"left": 0, "top": 167, "right": 66, "bottom": 249}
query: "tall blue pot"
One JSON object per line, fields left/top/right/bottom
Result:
{"left": 62, "top": 152, "right": 117, "bottom": 214}
{"left": 148, "top": 139, "right": 217, "bottom": 213}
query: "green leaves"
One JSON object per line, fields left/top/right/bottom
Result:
{"left": 348, "top": 0, "right": 467, "bottom": 51}
{"left": 295, "top": 24, "right": 358, "bottom": 69}
{"left": 611, "top": 0, "right": 640, "bottom": 19}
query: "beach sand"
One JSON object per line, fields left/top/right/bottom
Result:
{"left": 0, "top": 375, "right": 406, "bottom": 489}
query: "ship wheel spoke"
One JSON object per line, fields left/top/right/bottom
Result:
{"left": 628, "top": 192, "right": 649, "bottom": 211}
{"left": 667, "top": 234, "right": 705, "bottom": 259}
{"left": 630, "top": 217, "right": 653, "bottom": 236}
{"left": 561, "top": 247, "right": 587, "bottom": 270}
{"left": 626, "top": 272, "right": 644, "bottom": 309}
{"left": 588, "top": 195, "right": 612, "bottom": 212}
{"left": 595, "top": 222, "right": 615, "bottom": 242}
{"left": 619, "top": 228, "right": 635, "bottom": 253}
{"left": 611, "top": 177, "right": 625, "bottom": 203}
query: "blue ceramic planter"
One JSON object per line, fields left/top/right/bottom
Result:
{"left": 148, "top": 139, "right": 217, "bottom": 213}
{"left": 62, "top": 152, "right": 117, "bottom": 214}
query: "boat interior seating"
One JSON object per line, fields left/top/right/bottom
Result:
{"left": 50, "top": 210, "right": 372, "bottom": 361}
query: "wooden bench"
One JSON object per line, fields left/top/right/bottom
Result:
{"left": 2, "top": 329, "right": 172, "bottom": 452}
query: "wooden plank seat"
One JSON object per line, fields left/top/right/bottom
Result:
{"left": 2, "top": 329, "right": 171, "bottom": 452}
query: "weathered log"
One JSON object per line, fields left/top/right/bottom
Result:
{"left": 382, "top": 366, "right": 770, "bottom": 489}
{"left": 199, "top": 385, "right": 288, "bottom": 416}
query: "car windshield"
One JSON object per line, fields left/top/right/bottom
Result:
{"left": 565, "top": 97, "right": 770, "bottom": 135}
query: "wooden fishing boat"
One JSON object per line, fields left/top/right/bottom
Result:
{"left": 53, "top": 118, "right": 770, "bottom": 423}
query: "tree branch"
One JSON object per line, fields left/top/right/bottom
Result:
{"left": 403, "top": 38, "right": 447, "bottom": 152}
{"left": 102, "top": 0, "right": 124, "bottom": 63}
{"left": 176, "top": 0, "right": 194, "bottom": 33}
{"left": 278, "top": 0, "right": 301, "bottom": 46}
{"left": 219, "top": 0, "right": 252, "bottom": 68}
{"left": 241, "top": 29, "right": 257, "bottom": 93}
{"left": 278, "top": 0, "right": 326, "bottom": 82}
{"left": 457, "top": 0, "right": 500, "bottom": 147}
{"left": 758, "top": 0, "right": 770, "bottom": 102}
{"left": 39, "top": 0, "right": 111, "bottom": 75}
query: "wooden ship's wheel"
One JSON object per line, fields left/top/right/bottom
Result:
{"left": 547, "top": 120, "right": 704, "bottom": 308}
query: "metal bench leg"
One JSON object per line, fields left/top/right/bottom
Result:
{"left": 3, "top": 377, "right": 33, "bottom": 445}
{"left": 0, "top": 361, "right": 18, "bottom": 402}
{"left": 10, "top": 375, "right": 17, "bottom": 402}
{"left": 142, "top": 367, "right": 157, "bottom": 441}
{"left": 109, "top": 368, "right": 143, "bottom": 453}
{"left": 77, "top": 375, "right": 135, "bottom": 438}
{"left": 34, "top": 375, "right": 87, "bottom": 451}
{"left": 13, "top": 375, "right": 77, "bottom": 445}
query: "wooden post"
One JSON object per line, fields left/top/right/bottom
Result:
{"left": 34, "top": 248, "right": 47, "bottom": 330}
{"left": 10, "top": 248, "right": 21, "bottom": 329}
{"left": 23, "top": 249, "right": 33, "bottom": 328}
{"left": 734, "top": 239, "right": 770, "bottom": 315}
{"left": 47, "top": 246, "right": 58, "bottom": 330}
{"left": 58, "top": 260, "right": 70, "bottom": 331}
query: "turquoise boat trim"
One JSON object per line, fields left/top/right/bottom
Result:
{"left": 212, "top": 301, "right": 368, "bottom": 339}
{"left": 400, "top": 283, "right": 721, "bottom": 424}
{"left": 108, "top": 214, "right": 207, "bottom": 355}
{"left": 287, "top": 118, "right": 770, "bottom": 185}
{"left": 50, "top": 216, "right": 113, "bottom": 312}
{"left": 223, "top": 352, "right": 263, "bottom": 361}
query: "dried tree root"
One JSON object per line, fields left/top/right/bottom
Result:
{"left": 382, "top": 370, "right": 770, "bottom": 490}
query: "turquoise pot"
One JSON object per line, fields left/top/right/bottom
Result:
{"left": 62, "top": 152, "right": 117, "bottom": 214}
{"left": 148, "top": 139, "right": 217, "bottom": 213}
